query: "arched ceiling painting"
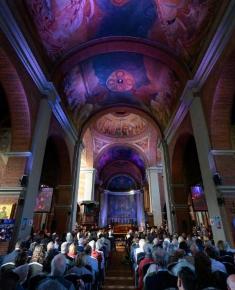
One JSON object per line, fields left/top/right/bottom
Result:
{"left": 63, "top": 52, "right": 180, "bottom": 129}
{"left": 96, "top": 145, "right": 145, "bottom": 179}
{"left": 94, "top": 112, "right": 147, "bottom": 138}
{"left": 25, "top": 0, "right": 218, "bottom": 65}
{"left": 22, "top": 0, "right": 222, "bottom": 131}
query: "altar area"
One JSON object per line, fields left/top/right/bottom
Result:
{"left": 99, "top": 190, "right": 145, "bottom": 228}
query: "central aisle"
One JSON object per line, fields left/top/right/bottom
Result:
{"left": 103, "top": 244, "right": 135, "bottom": 289}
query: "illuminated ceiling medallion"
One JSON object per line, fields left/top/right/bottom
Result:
{"left": 111, "top": 0, "right": 130, "bottom": 6}
{"left": 106, "top": 70, "right": 135, "bottom": 92}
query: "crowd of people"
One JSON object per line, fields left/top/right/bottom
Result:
{"left": 0, "top": 227, "right": 115, "bottom": 290}
{"left": 125, "top": 225, "right": 235, "bottom": 290}
{"left": 0, "top": 224, "right": 234, "bottom": 290}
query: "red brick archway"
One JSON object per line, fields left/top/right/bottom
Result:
{"left": 171, "top": 133, "right": 195, "bottom": 234}
{"left": 210, "top": 50, "right": 235, "bottom": 185}
{"left": 0, "top": 47, "right": 31, "bottom": 186}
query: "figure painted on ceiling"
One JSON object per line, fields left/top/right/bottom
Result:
{"left": 26, "top": 0, "right": 95, "bottom": 57}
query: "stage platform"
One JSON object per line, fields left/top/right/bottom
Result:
{"left": 113, "top": 224, "right": 137, "bottom": 236}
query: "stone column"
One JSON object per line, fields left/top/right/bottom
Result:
{"left": 190, "top": 95, "right": 226, "bottom": 242}
{"left": 16, "top": 98, "right": 52, "bottom": 240}
{"left": 81, "top": 168, "right": 96, "bottom": 201}
{"left": 136, "top": 190, "right": 145, "bottom": 228}
{"left": 70, "top": 141, "right": 84, "bottom": 230}
{"left": 99, "top": 191, "right": 108, "bottom": 227}
{"left": 160, "top": 141, "right": 176, "bottom": 234}
{"left": 146, "top": 167, "right": 162, "bottom": 226}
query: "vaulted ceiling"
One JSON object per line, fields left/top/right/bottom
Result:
{"left": 12, "top": 0, "right": 226, "bottom": 132}
{"left": 8, "top": 0, "right": 228, "bottom": 189}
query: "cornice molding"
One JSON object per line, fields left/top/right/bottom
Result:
{"left": 0, "top": 1, "right": 77, "bottom": 145}
{"left": 0, "top": 151, "right": 32, "bottom": 157}
{"left": 210, "top": 150, "right": 235, "bottom": 156}
{"left": 164, "top": 1, "right": 235, "bottom": 144}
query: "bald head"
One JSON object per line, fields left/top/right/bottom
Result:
{"left": 227, "top": 274, "right": 235, "bottom": 290}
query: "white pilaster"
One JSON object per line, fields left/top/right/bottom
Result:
{"left": 190, "top": 95, "right": 226, "bottom": 242}
{"left": 81, "top": 168, "right": 96, "bottom": 201}
{"left": 160, "top": 141, "right": 176, "bottom": 234}
{"left": 70, "top": 141, "right": 84, "bottom": 230}
{"left": 146, "top": 167, "right": 162, "bottom": 226}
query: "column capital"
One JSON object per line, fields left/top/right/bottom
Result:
{"left": 80, "top": 167, "right": 96, "bottom": 173}
{"left": 146, "top": 166, "right": 163, "bottom": 174}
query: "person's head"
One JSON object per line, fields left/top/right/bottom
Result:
{"left": 66, "top": 232, "right": 73, "bottom": 243}
{"left": 75, "top": 254, "right": 86, "bottom": 268}
{"left": 190, "top": 243, "right": 199, "bottom": 256}
{"left": 15, "top": 250, "right": 28, "bottom": 267}
{"left": 51, "top": 254, "right": 66, "bottom": 276}
{"left": 152, "top": 237, "right": 159, "bottom": 246}
{"left": 177, "top": 267, "right": 196, "bottom": 290}
{"left": 15, "top": 240, "right": 24, "bottom": 251}
{"left": 60, "top": 242, "right": 69, "bottom": 254}
{"left": 2, "top": 206, "right": 6, "bottom": 211}
{"left": 31, "top": 244, "right": 46, "bottom": 264}
{"left": 0, "top": 270, "right": 20, "bottom": 290}
{"left": 96, "top": 239, "right": 103, "bottom": 251}
{"left": 89, "top": 240, "right": 96, "bottom": 251}
{"left": 47, "top": 241, "right": 54, "bottom": 252}
{"left": 179, "top": 241, "right": 189, "bottom": 253}
{"left": 204, "top": 245, "right": 218, "bottom": 259}
{"left": 84, "top": 244, "right": 92, "bottom": 256}
{"left": 139, "top": 238, "right": 146, "bottom": 250}
{"left": 178, "top": 236, "right": 185, "bottom": 244}
{"left": 68, "top": 243, "right": 77, "bottom": 256}
{"left": 152, "top": 248, "right": 167, "bottom": 268}
{"left": 217, "top": 240, "right": 227, "bottom": 251}
{"left": 227, "top": 274, "right": 235, "bottom": 290}
{"left": 194, "top": 251, "right": 212, "bottom": 282}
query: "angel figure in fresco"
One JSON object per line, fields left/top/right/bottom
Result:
{"left": 157, "top": 0, "right": 211, "bottom": 56}
{"left": 26, "top": 0, "right": 95, "bottom": 57}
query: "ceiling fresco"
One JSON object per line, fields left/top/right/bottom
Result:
{"left": 25, "top": 0, "right": 218, "bottom": 64}
{"left": 96, "top": 146, "right": 145, "bottom": 175}
{"left": 94, "top": 113, "right": 147, "bottom": 138}
{"left": 64, "top": 52, "right": 180, "bottom": 128}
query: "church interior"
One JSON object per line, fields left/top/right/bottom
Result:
{"left": 0, "top": 0, "right": 235, "bottom": 257}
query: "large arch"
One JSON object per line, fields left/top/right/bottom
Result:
{"left": 33, "top": 130, "right": 72, "bottom": 234}
{"left": 172, "top": 133, "right": 205, "bottom": 234}
{"left": 0, "top": 47, "right": 31, "bottom": 186}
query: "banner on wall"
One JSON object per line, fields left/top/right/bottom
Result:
{"left": 34, "top": 187, "right": 53, "bottom": 213}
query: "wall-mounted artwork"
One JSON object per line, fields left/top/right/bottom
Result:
{"left": 0, "top": 204, "right": 12, "bottom": 219}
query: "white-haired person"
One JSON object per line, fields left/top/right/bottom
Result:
{"left": 227, "top": 274, "right": 235, "bottom": 290}
{"left": 66, "top": 232, "right": 74, "bottom": 244}
{"left": 50, "top": 253, "right": 75, "bottom": 290}
{"left": 134, "top": 238, "right": 146, "bottom": 264}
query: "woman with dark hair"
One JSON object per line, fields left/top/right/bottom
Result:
{"left": 194, "top": 252, "right": 214, "bottom": 289}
